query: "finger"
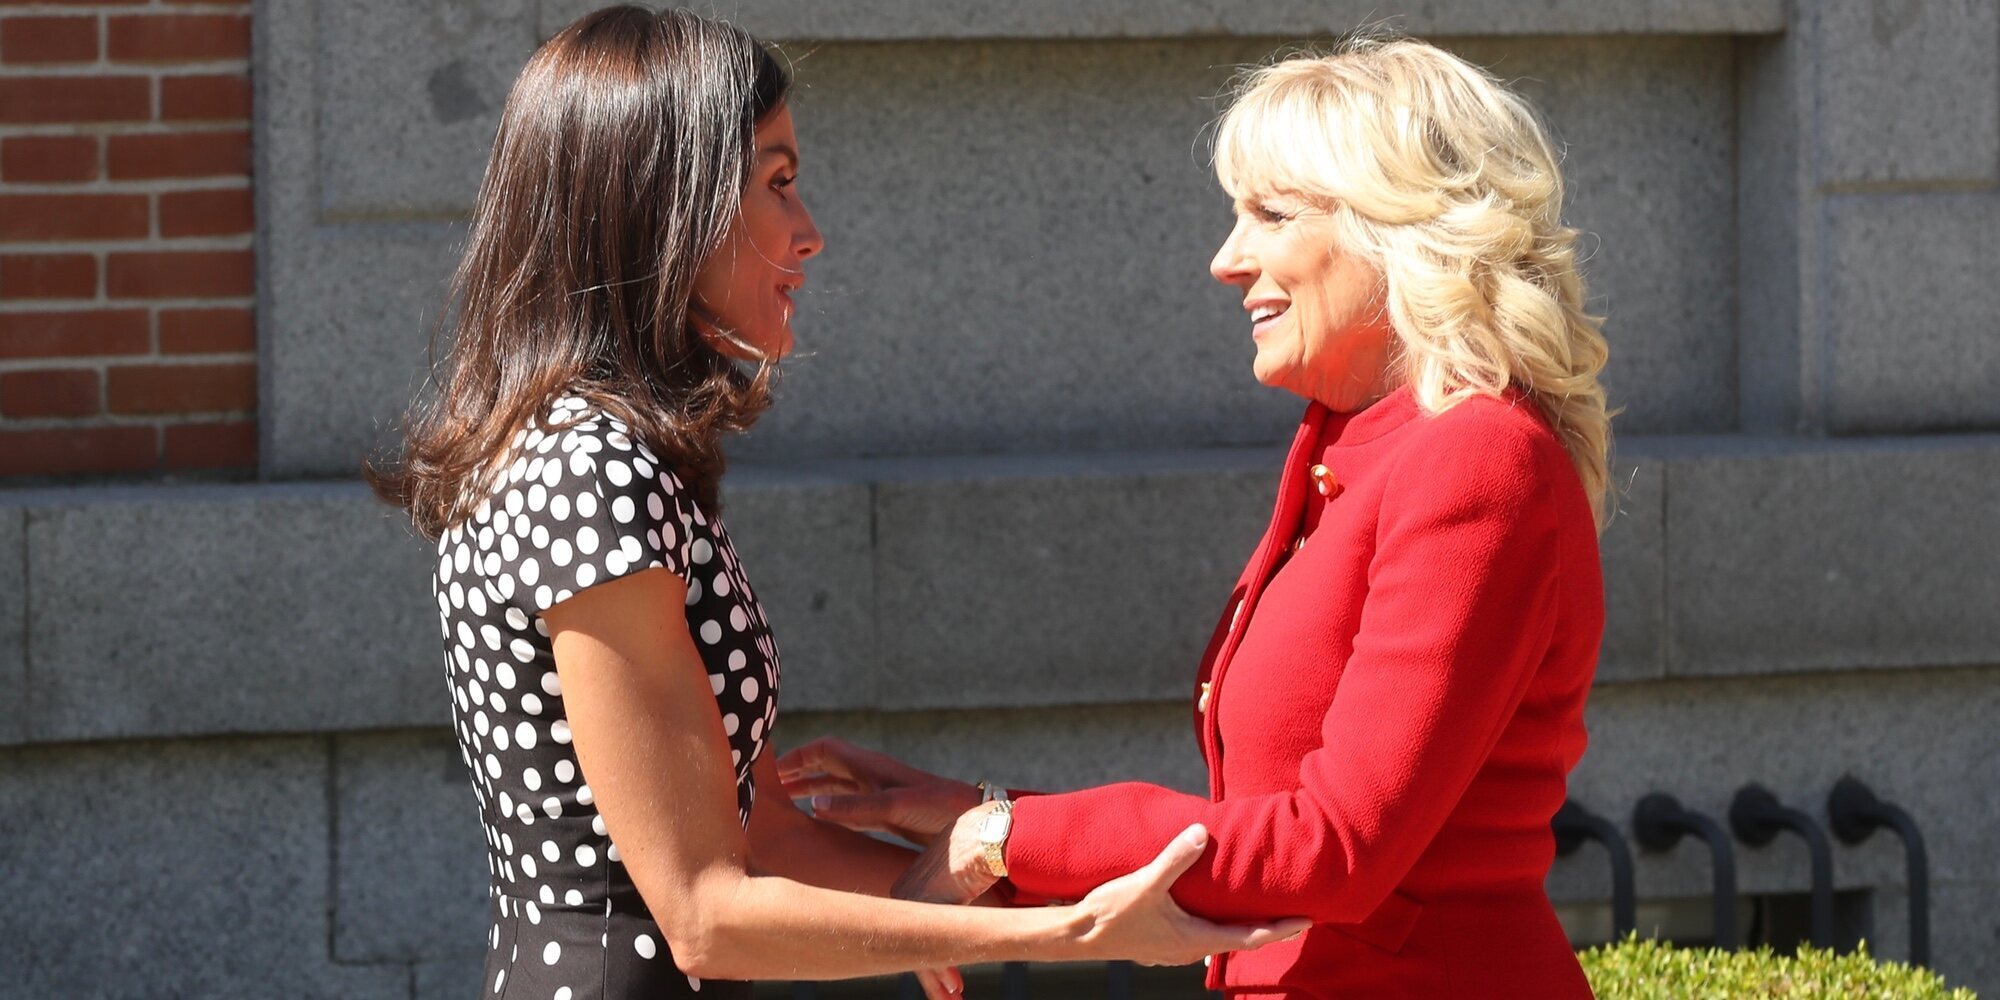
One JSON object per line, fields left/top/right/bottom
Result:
{"left": 779, "top": 773, "right": 869, "bottom": 799}
{"left": 809, "top": 790, "right": 900, "bottom": 827}
{"left": 775, "top": 737, "right": 851, "bottom": 780}
{"left": 1138, "top": 823, "right": 1210, "bottom": 888}
{"left": 1184, "top": 915, "right": 1313, "bottom": 955}
{"left": 916, "top": 968, "right": 960, "bottom": 999}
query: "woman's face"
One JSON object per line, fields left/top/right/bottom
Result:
{"left": 691, "top": 104, "right": 823, "bottom": 362}
{"left": 1210, "top": 190, "right": 1395, "bottom": 411}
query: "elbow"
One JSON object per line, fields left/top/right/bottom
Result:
{"left": 657, "top": 872, "right": 754, "bottom": 981}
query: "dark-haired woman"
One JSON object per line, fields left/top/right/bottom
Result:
{"left": 367, "top": 7, "right": 1304, "bottom": 1000}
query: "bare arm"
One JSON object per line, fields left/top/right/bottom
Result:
{"left": 542, "top": 565, "right": 1303, "bottom": 982}
{"left": 746, "top": 748, "right": 917, "bottom": 896}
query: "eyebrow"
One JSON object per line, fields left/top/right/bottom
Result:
{"left": 758, "top": 143, "right": 799, "bottom": 168}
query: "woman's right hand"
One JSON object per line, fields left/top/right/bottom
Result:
{"left": 776, "top": 737, "right": 981, "bottom": 845}
{"left": 1069, "top": 824, "right": 1311, "bottom": 967}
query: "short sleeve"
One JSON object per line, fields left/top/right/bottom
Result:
{"left": 476, "top": 401, "right": 696, "bottom": 616}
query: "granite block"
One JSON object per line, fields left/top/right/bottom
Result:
{"left": 333, "top": 731, "right": 488, "bottom": 964}
{"left": 1597, "top": 458, "right": 1666, "bottom": 683}
{"left": 537, "top": 0, "right": 1784, "bottom": 40}
{"left": 1664, "top": 437, "right": 2000, "bottom": 677}
{"left": 1815, "top": 0, "right": 2000, "bottom": 185}
{"left": 1548, "top": 667, "right": 2000, "bottom": 906}
{"left": 719, "top": 469, "right": 877, "bottom": 711}
{"left": 0, "top": 507, "right": 24, "bottom": 746}
{"left": 871, "top": 449, "right": 1278, "bottom": 710}
{"left": 25, "top": 483, "right": 443, "bottom": 742}
{"left": 1823, "top": 192, "right": 2000, "bottom": 434}
{"left": 0, "top": 737, "right": 405, "bottom": 999}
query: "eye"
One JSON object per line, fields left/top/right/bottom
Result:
{"left": 1252, "top": 203, "right": 1291, "bottom": 224}
{"left": 772, "top": 172, "right": 797, "bottom": 192}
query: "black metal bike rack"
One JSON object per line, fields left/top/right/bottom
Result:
{"left": 1729, "top": 784, "right": 1835, "bottom": 948}
{"left": 1631, "top": 792, "right": 1739, "bottom": 950}
{"left": 1828, "top": 776, "right": 1930, "bottom": 967}
{"left": 1553, "top": 798, "right": 1635, "bottom": 936}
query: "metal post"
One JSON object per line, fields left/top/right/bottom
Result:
{"left": 1552, "top": 798, "right": 1636, "bottom": 936}
{"left": 1827, "top": 776, "right": 1930, "bottom": 967}
{"left": 1632, "top": 792, "right": 1739, "bottom": 949}
{"left": 1729, "top": 784, "right": 1835, "bottom": 949}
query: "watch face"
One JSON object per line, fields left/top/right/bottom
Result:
{"left": 978, "top": 811, "right": 1010, "bottom": 844}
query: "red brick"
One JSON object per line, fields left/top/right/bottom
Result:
{"left": 161, "top": 73, "right": 249, "bottom": 121}
{"left": 106, "top": 249, "right": 251, "bottom": 298}
{"left": 107, "top": 13, "right": 247, "bottom": 62}
{"left": 0, "top": 425, "right": 154, "bottom": 477}
{"left": 0, "top": 253, "right": 95, "bottom": 299}
{"left": 0, "top": 135, "right": 97, "bottom": 182}
{"left": 159, "top": 305, "right": 251, "bottom": 353}
{"left": 164, "top": 419, "right": 253, "bottom": 468}
{"left": 0, "top": 16, "right": 99, "bottom": 64}
{"left": 106, "top": 129, "right": 248, "bottom": 179}
{"left": 0, "top": 193, "right": 148, "bottom": 241}
{"left": 0, "top": 75, "right": 149, "bottom": 124}
{"left": 107, "top": 360, "right": 253, "bottom": 414}
{"left": 0, "top": 309, "right": 148, "bottom": 358}
{"left": 0, "top": 366, "right": 99, "bottom": 417}
{"left": 158, "top": 187, "right": 251, "bottom": 237}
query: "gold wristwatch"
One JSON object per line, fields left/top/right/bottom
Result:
{"left": 976, "top": 799, "right": 1014, "bottom": 878}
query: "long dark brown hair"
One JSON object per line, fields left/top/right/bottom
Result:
{"left": 366, "top": 5, "right": 791, "bottom": 539}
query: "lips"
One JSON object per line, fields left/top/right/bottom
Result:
{"left": 1247, "top": 300, "right": 1289, "bottom": 338}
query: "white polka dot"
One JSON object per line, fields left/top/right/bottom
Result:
{"left": 685, "top": 578, "right": 704, "bottom": 605}
{"left": 699, "top": 620, "right": 722, "bottom": 645}
{"left": 531, "top": 524, "right": 549, "bottom": 548}
{"left": 543, "top": 941, "right": 561, "bottom": 965}
{"left": 449, "top": 582, "right": 465, "bottom": 609}
{"left": 528, "top": 482, "right": 547, "bottom": 512}
{"left": 565, "top": 889, "right": 583, "bottom": 906}
{"left": 523, "top": 855, "right": 537, "bottom": 878}
{"left": 576, "top": 844, "right": 596, "bottom": 866}
{"left": 496, "top": 663, "right": 516, "bottom": 689}
{"left": 606, "top": 842, "right": 621, "bottom": 863}
{"left": 527, "top": 901, "right": 541, "bottom": 925}
{"left": 474, "top": 711, "right": 490, "bottom": 735}
{"left": 709, "top": 673, "right": 725, "bottom": 696}
{"left": 494, "top": 969, "right": 506, "bottom": 994}
{"left": 751, "top": 718, "right": 764, "bottom": 742}
{"left": 611, "top": 495, "right": 636, "bottom": 523}
{"left": 467, "top": 586, "right": 487, "bottom": 617}
{"left": 575, "top": 562, "right": 596, "bottom": 588}
{"left": 635, "top": 934, "right": 658, "bottom": 960}
{"left": 493, "top": 727, "right": 510, "bottom": 751}
{"left": 554, "top": 759, "right": 576, "bottom": 783}
{"left": 522, "top": 692, "right": 543, "bottom": 715}
{"left": 552, "top": 720, "right": 572, "bottom": 744}
{"left": 516, "top": 722, "right": 537, "bottom": 750}
{"left": 543, "top": 840, "right": 560, "bottom": 862}
{"left": 574, "top": 526, "right": 600, "bottom": 557}
{"left": 457, "top": 622, "right": 476, "bottom": 649}
{"left": 727, "top": 649, "right": 746, "bottom": 671}
{"left": 713, "top": 574, "right": 731, "bottom": 597}
{"left": 550, "top": 538, "right": 573, "bottom": 567}
{"left": 730, "top": 606, "right": 748, "bottom": 631}
{"left": 741, "top": 676, "right": 759, "bottom": 701}
{"left": 576, "top": 491, "right": 598, "bottom": 519}
{"left": 481, "top": 624, "right": 503, "bottom": 651}
{"left": 647, "top": 493, "right": 665, "bottom": 520}
{"left": 576, "top": 784, "right": 594, "bottom": 806}
{"left": 722, "top": 713, "right": 739, "bottom": 736}
{"left": 690, "top": 538, "right": 713, "bottom": 564}
{"left": 504, "top": 490, "right": 524, "bottom": 517}
{"left": 501, "top": 533, "right": 520, "bottom": 562}
{"left": 592, "top": 814, "right": 607, "bottom": 836}
{"left": 523, "top": 768, "right": 542, "bottom": 791}
{"left": 569, "top": 450, "right": 592, "bottom": 476}
{"left": 544, "top": 797, "right": 563, "bottom": 820}
{"left": 519, "top": 557, "right": 540, "bottom": 586}
{"left": 517, "top": 801, "right": 534, "bottom": 824}
{"left": 556, "top": 989, "right": 572, "bottom": 1000}
{"left": 604, "top": 549, "right": 628, "bottom": 576}
{"left": 484, "top": 552, "right": 502, "bottom": 577}
{"left": 542, "top": 672, "right": 562, "bottom": 697}
{"left": 539, "top": 885, "right": 555, "bottom": 905}
{"left": 605, "top": 459, "right": 632, "bottom": 487}
{"left": 535, "top": 585, "right": 554, "bottom": 609}
{"left": 485, "top": 754, "right": 501, "bottom": 779}
{"left": 689, "top": 974, "right": 702, "bottom": 991}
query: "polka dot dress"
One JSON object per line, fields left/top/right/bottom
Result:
{"left": 433, "top": 393, "right": 780, "bottom": 999}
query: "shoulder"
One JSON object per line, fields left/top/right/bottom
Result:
{"left": 1384, "top": 392, "right": 1569, "bottom": 514}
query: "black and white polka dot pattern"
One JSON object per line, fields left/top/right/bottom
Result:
{"left": 434, "top": 393, "right": 777, "bottom": 999}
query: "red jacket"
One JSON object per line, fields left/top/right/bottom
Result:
{"left": 1004, "top": 387, "right": 1602, "bottom": 998}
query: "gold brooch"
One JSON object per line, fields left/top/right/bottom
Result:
{"left": 1309, "top": 463, "right": 1339, "bottom": 497}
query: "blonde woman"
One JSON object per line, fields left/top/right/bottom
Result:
{"left": 785, "top": 38, "right": 1612, "bottom": 998}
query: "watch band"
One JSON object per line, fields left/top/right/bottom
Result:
{"left": 978, "top": 780, "right": 1010, "bottom": 805}
{"left": 979, "top": 800, "right": 1014, "bottom": 878}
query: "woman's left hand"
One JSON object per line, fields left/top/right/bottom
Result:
{"left": 890, "top": 802, "right": 1004, "bottom": 905}
{"left": 778, "top": 737, "right": 981, "bottom": 845}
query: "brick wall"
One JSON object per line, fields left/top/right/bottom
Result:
{"left": 0, "top": 0, "right": 253, "bottom": 479}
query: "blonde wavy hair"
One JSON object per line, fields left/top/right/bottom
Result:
{"left": 1214, "top": 38, "right": 1615, "bottom": 529}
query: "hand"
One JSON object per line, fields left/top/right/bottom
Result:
{"left": 889, "top": 803, "right": 1002, "bottom": 905}
{"left": 1069, "top": 824, "right": 1311, "bottom": 967}
{"left": 777, "top": 737, "right": 981, "bottom": 845}
{"left": 914, "top": 967, "right": 963, "bottom": 1000}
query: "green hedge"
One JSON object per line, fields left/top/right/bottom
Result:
{"left": 1579, "top": 935, "right": 1976, "bottom": 999}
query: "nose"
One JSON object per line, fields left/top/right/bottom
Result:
{"left": 1210, "top": 215, "right": 1254, "bottom": 287}
{"left": 794, "top": 203, "right": 825, "bottom": 262}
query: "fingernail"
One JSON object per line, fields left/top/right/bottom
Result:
{"left": 811, "top": 796, "right": 829, "bottom": 811}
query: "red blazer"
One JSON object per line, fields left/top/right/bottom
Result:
{"left": 1004, "top": 387, "right": 1603, "bottom": 998}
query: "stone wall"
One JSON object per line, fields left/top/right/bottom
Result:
{"left": 2, "top": 0, "right": 1997, "bottom": 996}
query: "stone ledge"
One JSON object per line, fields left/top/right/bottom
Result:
{"left": 537, "top": 0, "right": 1787, "bottom": 40}
{"left": 3, "top": 432, "right": 1996, "bottom": 745}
